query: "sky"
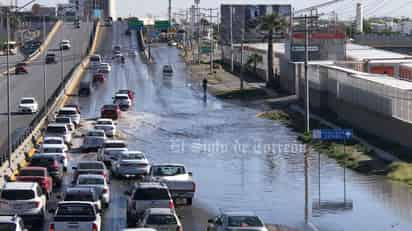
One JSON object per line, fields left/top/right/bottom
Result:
{"left": 2, "top": 0, "right": 412, "bottom": 19}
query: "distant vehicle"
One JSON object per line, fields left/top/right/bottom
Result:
{"left": 104, "top": 19, "right": 113, "bottom": 27}
{"left": 128, "top": 50, "right": 138, "bottom": 57}
{"left": 168, "top": 40, "right": 177, "bottom": 46}
{"left": 3, "top": 41, "right": 17, "bottom": 55}
{"left": 18, "top": 97, "right": 38, "bottom": 114}
{"left": 74, "top": 174, "right": 110, "bottom": 208}
{"left": 82, "top": 129, "right": 107, "bottom": 152}
{"left": 79, "top": 81, "right": 93, "bottom": 96}
{"left": 45, "top": 53, "right": 57, "bottom": 64}
{"left": 94, "top": 124, "right": 116, "bottom": 137}
{"left": 62, "top": 187, "right": 102, "bottom": 213}
{"left": 111, "top": 151, "right": 150, "bottom": 178}
{"left": 117, "top": 17, "right": 123, "bottom": 21}
{"left": 89, "top": 54, "right": 102, "bottom": 69}
{"left": 116, "top": 89, "right": 135, "bottom": 100}
{"left": 113, "top": 93, "right": 132, "bottom": 110}
{"left": 0, "top": 182, "right": 47, "bottom": 225}
{"left": 44, "top": 123, "right": 72, "bottom": 144}
{"left": 29, "top": 155, "right": 64, "bottom": 186}
{"left": 54, "top": 116, "right": 75, "bottom": 131}
{"left": 15, "top": 167, "right": 53, "bottom": 199}
{"left": 56, "top": 107, "right": 81, "bottom": 125}
{"left": 99, "top": 63, "right": 111, "bottom": 73}
{"left": 163, "top": 65, "right": 173, "bottom": 75}
{"left": 113, "top": 45, "right": 121, "bottom": 53}
{"left": 93, "top": 73, "right": 106, "bottom": 83}
{"left": 207, "top": 212, "right": 268, "bottom": 231}
{"left": 147, "top": 164, "right": 195, "bottom": 205}
{"left": 138, "top": 208, "right": 182, "bottom": 231}
{"left": 100, "top": 104, "right": 120, "bottom": 120}
{"left": 60, "top": 40, "right": 71, "bottom": 50}
{"left": 64, "top": 104, "right": 81, "bottom": 114}
{"left": 0, "top": 215, "right": 27, "bottom": 231}
{"left": 72, "top": 161, "right": 110, "bottom": 184}
{"left": 39, "top": 144, "right": 68, "bottom": 171}
{"left": 15, "top": 65, "right": 28, "bottom": 74}
{"left": 49, "top": 202, "right": 102, "bottom": 231}
{"left": 100, "top": 148, "right": 128, "bottom": 167}
{"left": 125, "top": 182, "right": 174, "bottom": 226}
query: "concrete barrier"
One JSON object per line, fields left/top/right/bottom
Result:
{"left": 0, "top": 21, "right": 102, "bottom": 186}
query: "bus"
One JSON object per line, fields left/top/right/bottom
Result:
{"left": 3, "top": 41, "right": 18, "bottom": 55}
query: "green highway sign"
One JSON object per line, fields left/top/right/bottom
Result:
{"left": 128, "top": 19, "right": 144, "bottom": 30}
{"left": 155, "top": 20, "right": 171, "bottom": 30}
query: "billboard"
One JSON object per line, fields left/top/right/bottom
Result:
{"left": 220, "top": 4, "right": 291, "bottom": 44}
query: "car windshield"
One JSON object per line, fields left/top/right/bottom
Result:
{"left": 115, "top": 95, "right": 128, "bottom": 100}
{"left": 152, "top": 166, "right": 185, "bottom": 176}
{"left": 56, "top": 118, "right": 70, "bottom": 123}
{"left": 58, "top": 110, "right": 76, "bottom": 115}
{"left": 1, "top": 190, "right": 35, "bottom": 200}
{"left": 122, "top": 153, "right": 144, "bottom": 160}
{"left": 46, "top": 126, "right": 66, "bottom": 133}
{"left": 90, "top": 56, "right": 100, "bottom": 62}
{"left": 19, "top": 169, "right": 44, "bottom": 176}
{"left": 78, "top": 163, "right": 104, "bottom": 169}
{"left": 21, "top": 99, "right": 34, "bottom": 104}
{"left": 146, "top": 214, "right": 177, "bottom": 225}
{"left": 56, "top": 204, "right": 94, "bottom": 216}
{"left": 133, "top": 188, "right": 170, "bottom": 200}
{"left": 87, "top": 131, "right": 104, "bottom": 137}
{"left": 227, "top": 216, "right": 264, "bottom": 227}
{"left": 65, "top": 193, "right": 95, "bottom": 202}
{"left": 44, "top": 139, "right": 62, "bottom": 145}
{"left": 95, "top": 125, "right": 110, "bottom": 130}
{"left": 43, "top": 147, "right": 63, "bottom": 153}
{"left": 78, "top": 177, "right": 104, "bottom": 185}
{"left": 30, "top": 157, "right": 54, "bottom": 166}
{"left": 0, "top": 223, "right": 16, "bottom": 231}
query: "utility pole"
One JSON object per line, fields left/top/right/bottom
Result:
{"left": 42, "top": 16, "right": 47, "bottom": 115}
{"left": 230, "top": 5, "right": 234, "bottom": 72}
{"left": 168, "top": 0, "right": 172, "bottom": 26}
{"left": 195, "top": 0, "right": 200, "bottom": 64}
{"left": 60, "top": 14, "right": 65, "bottom": 94}
{"left": 209, "top": 7, "right": 213, "bottom": 74}
{"left": 240, "top": 28, "right": 244, "bottom": 90}
{"left": 304, "top": 14, "right": 310, "bottom": 226}
{"left": 6, "top": 10, "right": 12, "bottom": 167}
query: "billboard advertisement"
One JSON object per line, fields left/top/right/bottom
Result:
{"left": 220, "top": 4, "right": 291, "bottom": 44}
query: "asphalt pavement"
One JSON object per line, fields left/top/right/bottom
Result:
{"left": 0, "top": 21, "right": 93, "bottom": 155}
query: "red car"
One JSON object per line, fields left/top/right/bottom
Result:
{"left": 15, "top": 65, "right": 28, "bottom": 74}
{"left": 93, "top": 73, "right": 106, "bottom": 83}
{"left": 116, "top": 89, "right": 135, "bottom": 100}
{"left": 15, "top": 167, "right": 53, "bottom": 198}
{"left": 101, "top": 104, "right": 120, "bottom": 120}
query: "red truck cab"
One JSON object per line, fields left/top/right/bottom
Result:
{"left": 16, "top": 167, "right": 53, "bottom": 198}
{"left": 101, "top": 104, "right": 120, "bottom": 120}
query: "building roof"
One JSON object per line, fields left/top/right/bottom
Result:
{"left": 346, "top": 43, "right": 412, "bottom": 61}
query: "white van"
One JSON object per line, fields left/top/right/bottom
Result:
{"left": 90, "top": 54, "right": 102, "bottom": 69}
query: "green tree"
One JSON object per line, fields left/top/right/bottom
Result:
{"left": 363, "top": 19, "right": 373, "bottom": 33}
{"left": 246, "top": 53, "right": 263, "bottom": 74}
{"left": 258, "top": 14, "right": 287, "bottom": 88}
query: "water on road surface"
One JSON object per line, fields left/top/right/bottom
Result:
{"left": 52, "top": 22, "right": 412, "bottom": 231}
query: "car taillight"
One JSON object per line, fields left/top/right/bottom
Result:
{"left": 102, "top": 188, "right": 108, "bottom": 193}
{"left": 49, "top": 224, "right": 55, "bottom": 231}
{"left": 33, "top": 201, "right": 41, "bottom": 208}
{"left": 192, "top": 182, "right": 196, "bottom": 192}
{"left": 92, "top": 223, "right": 98, "bottom": 231}
{"left": 169, "top": 199, "right": 175, "bottom": 209}
{"left": 51, "top": 163, "right": 59, "bottom": 170}
{"left": 176, "top": 226, "right": 182, "bottom": 231}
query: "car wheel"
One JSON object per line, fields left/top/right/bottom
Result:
{"left": 187, "top": 197, "right": 193, "bottom": 205}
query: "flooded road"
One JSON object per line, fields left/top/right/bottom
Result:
{"left": 62, "top": 22, "right": 412, "bottom": 231}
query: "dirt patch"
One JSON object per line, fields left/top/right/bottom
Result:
{"left": 216, "top": 88, "right": 270, "bottom": 101}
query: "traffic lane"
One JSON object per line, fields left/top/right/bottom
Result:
{"left": 0, "top": 22, "right": 93, "bottom": 150}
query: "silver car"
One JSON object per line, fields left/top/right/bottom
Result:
{"left": 207, "top": 212, "right": 268, "bottom": 231}
{"left": 111, "top": 151, "right": 150, "bottom": 178}
{"left": 82, "top": 130, "right": 106, "bottom": 152}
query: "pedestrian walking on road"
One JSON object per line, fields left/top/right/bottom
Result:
{"left": 202, "top": 78, "right": 208, "bottom": 100}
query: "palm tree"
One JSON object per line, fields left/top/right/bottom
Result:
{"left": 246, "top": 53, "right": 263, "bottom": 75}
{"left": 259, "top": 14, "right": 287, "bottom": 88}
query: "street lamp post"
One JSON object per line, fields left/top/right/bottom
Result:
{"left": 42, "top": 16, "right": 47, "bottom": 115}
{"left": 6, "top": 10, "right": 12, "bottom": 167}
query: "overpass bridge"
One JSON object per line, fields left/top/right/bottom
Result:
{"left": 354, "top": 34, "right": 412, "bottom": 54}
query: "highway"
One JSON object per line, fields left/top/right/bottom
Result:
{"left": 0, "top": 21, "right": 93, "bottom": 155}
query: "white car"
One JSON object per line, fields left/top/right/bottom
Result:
{"left": 90, "top": 54, "right": 102, "bottom": 69}
{"left": 101, "top": 148, "right": 128, "bottom": 167}
{"left": 39, "top": 144, "right": 68, "bottom": 171}
{"left": 0, "top": 215, "right": 27, "bottom": 231}
{"left": 44, "top": 123, "right": 72, "bottom": 145}
{"left": 54, "top": 116, "right": 75, "bottom": 131}
{"left": 94, "top": 124, "right": 116, "bottom": 137}
{"left": 18, "top": 97, "right": 38, "bottom": 113}
{"left": 0, "top": 182, "right": 47, "bottom": 225}
{"left": 42, "top": 136, "right": 68, "bottom": 152}
{"left": 49, "top": 201, "right": 101, "bottom": 231}
{"left": 207, "top": 212, "right": 268, "bottom": 231}
{"left": 82, "top": 129, "right": 107, "bottom": 152}
{"left": 74, "top": 174, "right": 110, "bottom": 208}
{"left": 113, "top": 93, "right": 132, "bottom": 108}
{"left": 60, "top": 40, "right": 71, "bottom": 50}
{"left": 139, "top": 208, "right": 182, "bottom": 231}
{"left": 112, "top": 151, "right": 150, "bottom": 178}
{"left": 99, "top": 63, "right": 111, "bottom": 73}
{"left": 98, "top": 140, "right": 127, "bottom": 165}
{"left": 56, "top": 107, "right": 81, "bottom": 126}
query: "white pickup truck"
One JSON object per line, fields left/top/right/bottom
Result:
{"left": 49, "top": 201, "right": 101, "bottom": 231}
{"left": 146, "top": 164, "right": 196, "bottom": 205}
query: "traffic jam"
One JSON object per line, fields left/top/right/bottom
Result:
{"left": 0, "top": 28, "right": 271, "bottom": 231}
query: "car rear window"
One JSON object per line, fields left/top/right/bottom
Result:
{"left": 146, "top": 214, "right": 177, "bottom": 225}
{"left": 44, "top": 139, "right": 62, "bottom": 145}
{"left": 122, "top": 153, "right": 144, "bottom": 160}
{"left": 43, "top": 147, "right": 63, "bottom": 153}
{"left": 0, "top": 223, "right": 16, "bottom": 231}
{"left": 19, "top": 169, "right": 44, "bottom": 176}
{"left": 78, "top": 163, "right": 104, "bottom": 169}
{"left": 78, "top": 177, "right": 104, "bottom": 185}
{"left": 58, "top": 110, "right": 76, "bottom": 115}
{"left": 56, "top": 204, "right": 94, "bottom": 216}
{"left": 30, "top": 157, "right": 55, "bottom": 166}
{"left": 90, "top": 56, "right": 100, "bottom": 62}
{"left": 46, "top": 126, "right": 66, "bottom": 133}
{"left": 21, "top": 99, "right": 34, "bottom": 104}
{"left": 97, "top": 120, "right": 112, "bottom": 125}
{"left": 1, "top": 190, "right": 35, "bottom": 200}
{"left": 152, "top": 166, "right": 185, "bottom": 176}
{"left": 87, "top": 131, "right": 104, "bottom": 137}
{"left": 133, "top": 188, "right": 170, "bottom": 200}
{"left": 102, "top": 105, "right": 117, "bottom": 110}
{"left": 104, "top": 142, "right": 126, "bottom": 148}
{"left": 65, "top": 193, "right": 95, "bottom": 202}
{"left": 56, "top": 117, "right": 70, "bottom": 123}
{"left": 115, "top": 95, "right": 128, "bottom": 100}
{"left": 228, "top": 216, "right": 264, "bottom": 227}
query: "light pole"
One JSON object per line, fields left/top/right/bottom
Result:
{"left": 42, "top": 16, "right": 47, "bottom": 115}
{"left": 6, "top": 10, "right": 11, "bottom": 167}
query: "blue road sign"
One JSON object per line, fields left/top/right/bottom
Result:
{"left": 312, "top": 129, "right": 352, "bottom": 141}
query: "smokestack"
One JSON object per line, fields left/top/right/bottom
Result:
{"left": 355, "top": 2, "right": 363, "bottom": 33}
